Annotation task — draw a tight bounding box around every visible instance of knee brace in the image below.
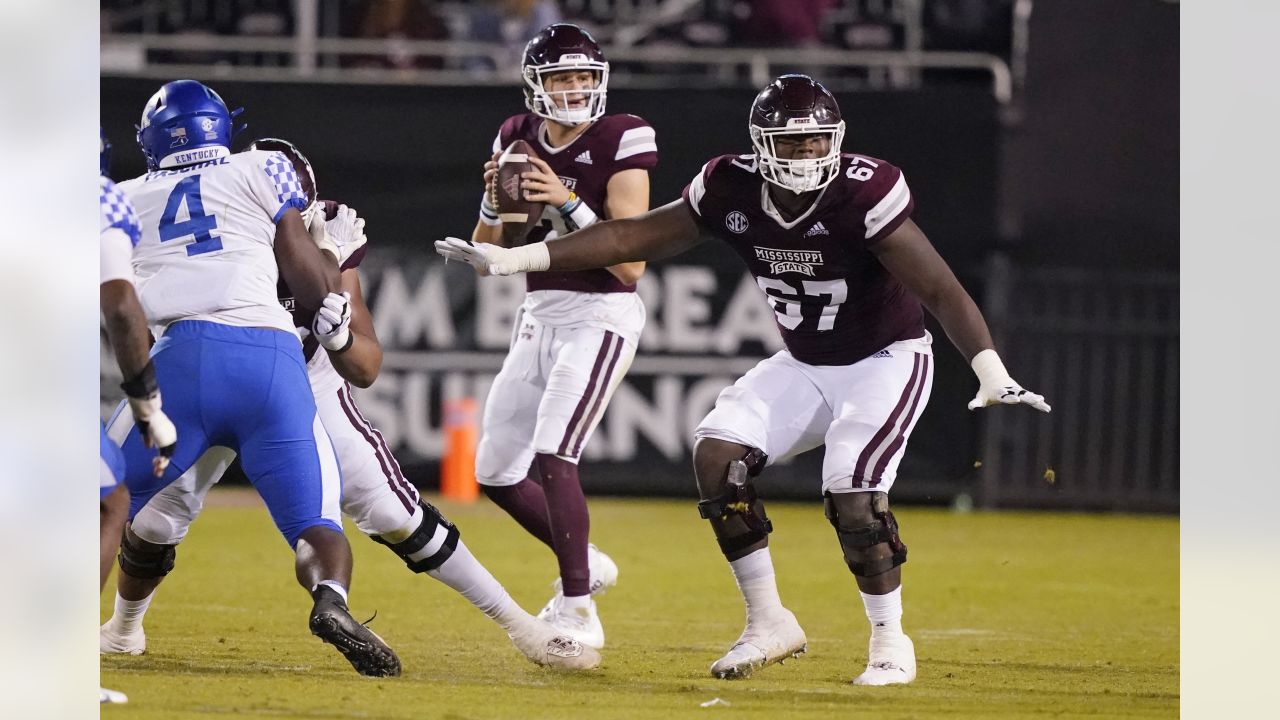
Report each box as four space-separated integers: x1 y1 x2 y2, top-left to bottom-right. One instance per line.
823 491 907 577
371 500 461 573
697 448 772 556
117 527 177 579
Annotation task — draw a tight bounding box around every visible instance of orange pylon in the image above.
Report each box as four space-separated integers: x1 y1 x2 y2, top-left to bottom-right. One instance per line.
440 397 480 502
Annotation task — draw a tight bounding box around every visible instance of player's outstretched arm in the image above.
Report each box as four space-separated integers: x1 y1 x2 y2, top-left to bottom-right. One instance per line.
872 218 1050 413
436 199 704 276
101 280 177 474
276 206 341 312
312 269 382 388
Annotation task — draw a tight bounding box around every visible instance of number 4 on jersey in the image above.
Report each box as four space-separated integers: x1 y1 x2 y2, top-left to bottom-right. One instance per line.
159 176 223 256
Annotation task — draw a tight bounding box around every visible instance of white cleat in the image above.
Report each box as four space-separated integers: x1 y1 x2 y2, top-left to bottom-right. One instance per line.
99 622 146 655
710 609 807 679
851 633 917 686
100 687 129 704
543 543 620 603
537 595 606 650
507 618 602 670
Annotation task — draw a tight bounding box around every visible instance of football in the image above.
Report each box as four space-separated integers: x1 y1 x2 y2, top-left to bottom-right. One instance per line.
493 139 544 245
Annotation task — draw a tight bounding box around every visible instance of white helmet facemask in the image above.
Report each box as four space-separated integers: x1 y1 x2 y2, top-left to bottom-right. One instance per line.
524 54 610 126
750 118 846 193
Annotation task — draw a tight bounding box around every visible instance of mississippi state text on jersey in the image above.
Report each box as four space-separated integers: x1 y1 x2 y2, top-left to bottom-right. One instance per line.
683 152 922 366
492 113 657 295
117 150 309 338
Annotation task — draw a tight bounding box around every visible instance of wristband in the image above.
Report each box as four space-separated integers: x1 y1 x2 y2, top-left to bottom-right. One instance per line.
557 192 579 214
120 361 159 400
509 242 551 273
479 192 501 227
970 348 1013 386
329 330 355 354
558 193 599 232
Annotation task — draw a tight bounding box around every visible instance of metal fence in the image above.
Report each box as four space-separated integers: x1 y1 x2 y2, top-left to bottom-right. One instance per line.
975 256 1179 512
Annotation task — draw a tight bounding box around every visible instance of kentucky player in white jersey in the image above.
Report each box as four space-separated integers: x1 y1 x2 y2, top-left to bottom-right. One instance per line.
105 80 401 677
467 23 656 649
100 138 599 671
437 74 1051 686
99 129 177 704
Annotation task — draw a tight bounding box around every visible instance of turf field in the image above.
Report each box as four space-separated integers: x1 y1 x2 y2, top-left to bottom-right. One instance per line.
100 490 1178 719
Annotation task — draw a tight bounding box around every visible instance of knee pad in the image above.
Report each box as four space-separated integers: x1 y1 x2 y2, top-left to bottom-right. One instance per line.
117 527 177 580
823 491 907 577
697 448 772 556
371 500 460 573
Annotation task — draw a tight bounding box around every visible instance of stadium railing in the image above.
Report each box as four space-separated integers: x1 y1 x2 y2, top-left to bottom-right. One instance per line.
100 33 1014 103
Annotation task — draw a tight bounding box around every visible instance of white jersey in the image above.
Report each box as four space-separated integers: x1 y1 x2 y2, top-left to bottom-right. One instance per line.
100 176 140 286
117 150 308 338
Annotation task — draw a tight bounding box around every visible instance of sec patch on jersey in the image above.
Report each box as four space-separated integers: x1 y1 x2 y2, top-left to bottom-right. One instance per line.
494 139 544 245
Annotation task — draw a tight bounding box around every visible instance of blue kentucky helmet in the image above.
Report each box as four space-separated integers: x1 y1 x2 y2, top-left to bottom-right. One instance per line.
100 126 111 177
136 80 245 171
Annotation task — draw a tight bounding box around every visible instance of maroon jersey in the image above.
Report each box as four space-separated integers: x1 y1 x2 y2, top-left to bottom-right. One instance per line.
277 199 368 362
682 153 923 366
492 113 657 294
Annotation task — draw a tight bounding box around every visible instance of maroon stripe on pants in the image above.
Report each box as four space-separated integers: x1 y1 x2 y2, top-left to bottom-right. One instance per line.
869 354 930 488
852 353 923 486
572 334 625 456
557 330 617 457
343 385 420 504
337 385 413 513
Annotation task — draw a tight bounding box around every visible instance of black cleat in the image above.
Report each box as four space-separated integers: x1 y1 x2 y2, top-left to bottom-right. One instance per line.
308 585 402 677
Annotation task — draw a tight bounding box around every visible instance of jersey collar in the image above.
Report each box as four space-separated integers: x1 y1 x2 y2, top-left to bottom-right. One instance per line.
760 181 828 230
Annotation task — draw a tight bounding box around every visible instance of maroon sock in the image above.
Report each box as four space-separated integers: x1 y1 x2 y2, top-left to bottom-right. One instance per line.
483 477 554 548
535 453 591 597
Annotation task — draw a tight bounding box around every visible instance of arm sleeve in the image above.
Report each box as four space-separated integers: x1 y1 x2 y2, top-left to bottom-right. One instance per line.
680 156 726 232
99 178 141 284
862 165 914 245
611 118 658 172
246 150 309 224
100 228 136 285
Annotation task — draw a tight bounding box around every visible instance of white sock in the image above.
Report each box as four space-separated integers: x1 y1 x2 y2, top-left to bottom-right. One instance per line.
313 580 348 604
110 592 154 634
560 594 590 611
860 585 904 637
426 540 529 632
729 548 784 622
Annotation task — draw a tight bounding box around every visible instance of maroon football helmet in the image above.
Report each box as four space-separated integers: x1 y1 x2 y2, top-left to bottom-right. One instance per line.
250 137 321 225
748 74 846 193
522 23 610 125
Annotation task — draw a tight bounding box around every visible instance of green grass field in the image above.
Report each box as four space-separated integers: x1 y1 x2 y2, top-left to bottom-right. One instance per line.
100 491 1178 719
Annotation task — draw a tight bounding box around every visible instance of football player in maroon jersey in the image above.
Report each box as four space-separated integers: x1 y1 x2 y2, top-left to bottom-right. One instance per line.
439 74 1050 685
467 23 658 650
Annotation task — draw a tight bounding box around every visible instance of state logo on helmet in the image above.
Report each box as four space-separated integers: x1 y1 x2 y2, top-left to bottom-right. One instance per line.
749 74 846 194
136 79 245 171
522 23 610 126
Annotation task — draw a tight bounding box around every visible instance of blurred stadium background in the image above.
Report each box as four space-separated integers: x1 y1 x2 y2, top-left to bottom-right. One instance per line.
99 0 1178 514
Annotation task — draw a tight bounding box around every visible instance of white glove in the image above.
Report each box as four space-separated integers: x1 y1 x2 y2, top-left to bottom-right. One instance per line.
433 236 549 276
312 291 353 352
120 362 178 477
303 201 339 259
323 204 368 266
967 349 1051 412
